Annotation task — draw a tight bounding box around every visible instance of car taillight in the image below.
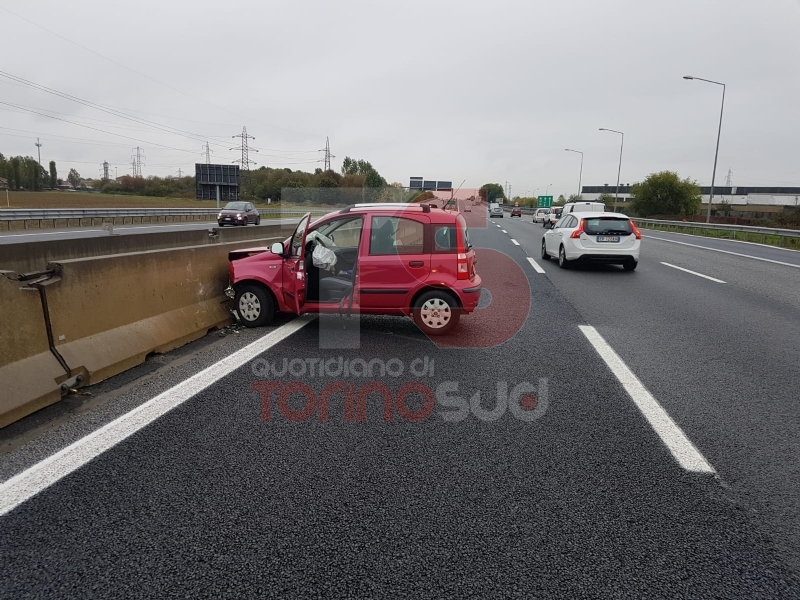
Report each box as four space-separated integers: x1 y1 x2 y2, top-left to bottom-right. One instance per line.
570 219 585 238
457 253 469 280
631 222 642 239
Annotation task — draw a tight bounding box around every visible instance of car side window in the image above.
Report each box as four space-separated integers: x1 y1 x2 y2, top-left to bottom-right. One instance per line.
433 225 457 253
325 218 362 249
370 216 424 255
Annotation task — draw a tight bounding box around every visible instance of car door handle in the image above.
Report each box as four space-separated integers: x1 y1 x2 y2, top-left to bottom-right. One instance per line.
408 261 424 268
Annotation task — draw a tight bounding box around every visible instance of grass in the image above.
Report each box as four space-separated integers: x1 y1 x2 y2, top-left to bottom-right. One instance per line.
642 222 800 250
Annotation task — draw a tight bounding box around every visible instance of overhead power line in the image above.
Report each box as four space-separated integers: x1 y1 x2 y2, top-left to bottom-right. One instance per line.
0 6 322 139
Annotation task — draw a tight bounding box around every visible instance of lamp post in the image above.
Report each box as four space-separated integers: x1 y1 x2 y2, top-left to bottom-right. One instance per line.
683 75 726 224
564 149 583 198
545 183 552 197
599 128 624 212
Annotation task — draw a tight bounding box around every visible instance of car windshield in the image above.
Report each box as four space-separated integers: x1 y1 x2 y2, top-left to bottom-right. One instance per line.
583 217 634 235
223 202 247 210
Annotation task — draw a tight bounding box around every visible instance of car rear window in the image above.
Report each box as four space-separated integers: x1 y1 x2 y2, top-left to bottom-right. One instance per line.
583 217 633 235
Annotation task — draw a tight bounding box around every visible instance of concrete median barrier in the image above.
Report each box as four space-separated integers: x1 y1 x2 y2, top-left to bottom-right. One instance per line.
0 271 71 428
0 222 297 274
44 239 277 386
0 235 283 427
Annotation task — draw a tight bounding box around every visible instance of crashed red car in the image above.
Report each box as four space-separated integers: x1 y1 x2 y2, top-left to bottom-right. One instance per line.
225 203 482 336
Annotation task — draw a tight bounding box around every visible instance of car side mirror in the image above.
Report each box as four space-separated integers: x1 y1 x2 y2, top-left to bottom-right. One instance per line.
270 242 284 255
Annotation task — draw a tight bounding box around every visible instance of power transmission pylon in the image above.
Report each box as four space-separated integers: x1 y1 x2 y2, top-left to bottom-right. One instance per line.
102 161 109 180
202 141 212 164
131 147 145 178
320 136 335 172
177 168 183 178
725 168 733 187
231 127 258 184
35 138 42 167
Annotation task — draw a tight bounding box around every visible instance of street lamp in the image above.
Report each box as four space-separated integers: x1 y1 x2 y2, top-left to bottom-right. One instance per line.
599 128 624 212
545 183 552 197
564 149 583 198
683 75 726 224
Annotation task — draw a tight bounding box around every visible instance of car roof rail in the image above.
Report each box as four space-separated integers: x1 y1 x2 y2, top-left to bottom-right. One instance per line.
339 205 356 213
419 203 431 213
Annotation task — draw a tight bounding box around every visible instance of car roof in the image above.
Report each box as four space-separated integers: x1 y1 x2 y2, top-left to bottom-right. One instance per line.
334 203 461 223
569 211 629 218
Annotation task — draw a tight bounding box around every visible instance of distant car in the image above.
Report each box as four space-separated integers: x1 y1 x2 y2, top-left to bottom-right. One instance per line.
532 208 550 223
510 207 523 217
218 201 260 226
464 206 472 212
544 207 563 228
540 211 641 271
489 203 503 218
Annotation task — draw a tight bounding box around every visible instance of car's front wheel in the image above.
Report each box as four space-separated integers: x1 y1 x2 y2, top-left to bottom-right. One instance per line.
541 239 550 260
413 290 460 336
558 245 571 269
255 216 261 225
235 284 275 327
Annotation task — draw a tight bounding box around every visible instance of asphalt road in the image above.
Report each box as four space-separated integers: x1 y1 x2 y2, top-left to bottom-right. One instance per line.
0 219 300 244
1 212 799 598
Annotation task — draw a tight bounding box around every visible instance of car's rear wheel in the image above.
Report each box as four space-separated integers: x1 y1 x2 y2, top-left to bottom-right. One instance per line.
623 260 638 271
235 284 275 327
558 245 571 269
413 290 460 336
541 239 550 260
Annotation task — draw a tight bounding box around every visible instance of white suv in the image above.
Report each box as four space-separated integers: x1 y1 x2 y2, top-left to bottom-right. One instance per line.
541 212 641 271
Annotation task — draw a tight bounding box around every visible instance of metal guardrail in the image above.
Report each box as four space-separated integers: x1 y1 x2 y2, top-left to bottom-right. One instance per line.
632 218 800 247
0 207 331 230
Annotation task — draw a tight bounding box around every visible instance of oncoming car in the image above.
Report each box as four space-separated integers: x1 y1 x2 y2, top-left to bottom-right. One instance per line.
225 204 482 336
540 212 641 270
217 201 260 226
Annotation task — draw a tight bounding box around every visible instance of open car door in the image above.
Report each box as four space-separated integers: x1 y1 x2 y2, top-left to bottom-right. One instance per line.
282 213 312 314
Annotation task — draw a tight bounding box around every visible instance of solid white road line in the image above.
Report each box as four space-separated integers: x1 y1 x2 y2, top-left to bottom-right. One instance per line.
0 317 315 516
661 262 726 283
526 257 545 274
641 228 800 253
579 326 715 474
644 235 800 269
511 239 520 245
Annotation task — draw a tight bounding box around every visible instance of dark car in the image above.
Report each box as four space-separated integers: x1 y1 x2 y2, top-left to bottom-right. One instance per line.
218 201 260 226
510 207 523 217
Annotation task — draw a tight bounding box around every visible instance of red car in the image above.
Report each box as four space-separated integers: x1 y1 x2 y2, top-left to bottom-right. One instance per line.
510 207 523 217
225 203 482 335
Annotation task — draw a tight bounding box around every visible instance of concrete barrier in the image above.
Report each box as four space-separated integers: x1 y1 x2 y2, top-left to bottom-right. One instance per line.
0 271 70 428
44 239 280 386
0 223 297 274
0 235 283 427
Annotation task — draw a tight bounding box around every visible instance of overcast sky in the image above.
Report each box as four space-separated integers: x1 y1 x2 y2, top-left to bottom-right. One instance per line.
1 0 799 198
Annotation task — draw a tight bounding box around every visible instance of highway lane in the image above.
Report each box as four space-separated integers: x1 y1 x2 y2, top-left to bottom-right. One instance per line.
500 214 800 572
0 219 301 244
1 219 798 597
640 227 800 268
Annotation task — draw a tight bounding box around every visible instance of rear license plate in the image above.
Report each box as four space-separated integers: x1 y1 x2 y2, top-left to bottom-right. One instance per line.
597 236 620 243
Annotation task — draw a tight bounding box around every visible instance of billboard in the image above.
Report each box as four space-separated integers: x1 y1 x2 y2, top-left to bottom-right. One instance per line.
196 164 240 201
